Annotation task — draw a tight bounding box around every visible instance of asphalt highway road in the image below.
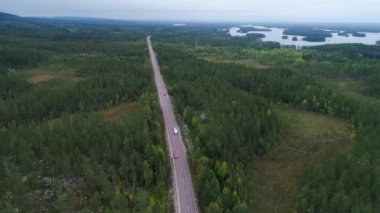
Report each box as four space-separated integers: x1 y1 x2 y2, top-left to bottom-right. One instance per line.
147 36 199 213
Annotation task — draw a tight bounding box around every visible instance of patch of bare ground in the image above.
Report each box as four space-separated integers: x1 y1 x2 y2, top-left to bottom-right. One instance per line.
101 102 138 121
202 56 270 69
28 69 81 85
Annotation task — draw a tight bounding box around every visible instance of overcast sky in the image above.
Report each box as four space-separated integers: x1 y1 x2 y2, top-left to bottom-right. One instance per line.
1 0 379 22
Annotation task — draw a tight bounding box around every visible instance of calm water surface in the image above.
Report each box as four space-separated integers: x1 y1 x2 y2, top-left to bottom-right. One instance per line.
229 26 380 46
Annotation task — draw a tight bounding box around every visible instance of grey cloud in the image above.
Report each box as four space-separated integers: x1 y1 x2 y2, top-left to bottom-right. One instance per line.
0 0 379 22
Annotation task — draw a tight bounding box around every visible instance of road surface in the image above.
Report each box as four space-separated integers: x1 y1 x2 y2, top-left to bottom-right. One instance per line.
147 36 199 213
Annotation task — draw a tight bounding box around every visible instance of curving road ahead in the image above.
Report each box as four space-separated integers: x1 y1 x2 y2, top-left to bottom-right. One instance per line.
147 36 199 213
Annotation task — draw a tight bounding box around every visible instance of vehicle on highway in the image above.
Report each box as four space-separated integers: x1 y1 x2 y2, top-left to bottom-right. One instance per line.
173 154 178 159
173 127 178 135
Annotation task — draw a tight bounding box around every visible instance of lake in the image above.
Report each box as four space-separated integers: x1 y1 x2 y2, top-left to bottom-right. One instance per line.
229 26 380 47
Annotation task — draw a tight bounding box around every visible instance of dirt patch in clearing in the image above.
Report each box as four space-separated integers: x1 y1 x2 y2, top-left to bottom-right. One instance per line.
102 102 138 121
201 56 270 69
28 69 80 85
29 72 54 84
224 59 270 69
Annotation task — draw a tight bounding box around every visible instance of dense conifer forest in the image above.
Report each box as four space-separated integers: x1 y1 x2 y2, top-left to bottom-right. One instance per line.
153 26 380 212
2 12 380 212
0 15 170 212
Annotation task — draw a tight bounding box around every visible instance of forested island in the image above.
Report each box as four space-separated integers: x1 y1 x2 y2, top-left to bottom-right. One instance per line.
352 32 366 37
238 26 271 33
246 33 265 39
284 27 332 42
302 36 326 42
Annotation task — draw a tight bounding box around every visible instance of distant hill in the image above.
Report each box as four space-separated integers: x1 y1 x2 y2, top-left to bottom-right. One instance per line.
43 16 160 27
0 11 21 20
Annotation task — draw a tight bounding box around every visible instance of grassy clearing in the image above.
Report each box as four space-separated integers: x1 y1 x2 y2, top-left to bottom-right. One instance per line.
191 45 304 69
190 45 271 69
246 105 352 213
101 102 138 121
27 68 81 84
325 78 380 106
326 78 364 96
202 56 270 69
241 48 305 66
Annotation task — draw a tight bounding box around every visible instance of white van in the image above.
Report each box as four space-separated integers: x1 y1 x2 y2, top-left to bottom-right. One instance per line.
173 127 178 135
